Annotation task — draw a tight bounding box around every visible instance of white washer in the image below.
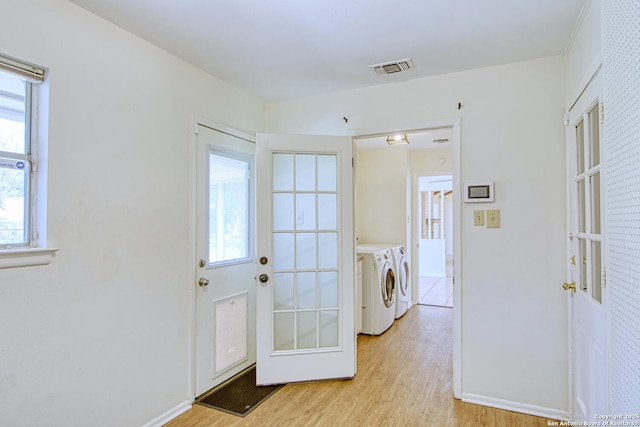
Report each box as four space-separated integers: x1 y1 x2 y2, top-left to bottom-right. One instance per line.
357 246 396 335
390 245 410 318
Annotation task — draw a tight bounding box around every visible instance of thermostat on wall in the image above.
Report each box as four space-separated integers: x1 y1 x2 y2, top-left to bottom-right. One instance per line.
464 182 494 203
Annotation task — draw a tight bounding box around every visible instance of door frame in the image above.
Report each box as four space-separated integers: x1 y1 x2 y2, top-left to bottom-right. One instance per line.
350 117 462 398
187 116 257 401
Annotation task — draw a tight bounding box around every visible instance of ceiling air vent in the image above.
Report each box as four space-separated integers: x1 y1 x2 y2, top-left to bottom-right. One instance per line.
369 58 416 75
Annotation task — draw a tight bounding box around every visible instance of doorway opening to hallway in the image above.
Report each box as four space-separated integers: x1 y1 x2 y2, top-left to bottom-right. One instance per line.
417 174 454 308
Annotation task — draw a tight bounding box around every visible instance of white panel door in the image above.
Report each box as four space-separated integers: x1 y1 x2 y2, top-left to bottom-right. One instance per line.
566 69 608 421
255 133 356 385
194 124 256 397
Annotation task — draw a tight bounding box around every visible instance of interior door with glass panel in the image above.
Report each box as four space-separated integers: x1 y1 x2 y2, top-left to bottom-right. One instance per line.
194 124 256 397
255 133 355 385
566 69 607 421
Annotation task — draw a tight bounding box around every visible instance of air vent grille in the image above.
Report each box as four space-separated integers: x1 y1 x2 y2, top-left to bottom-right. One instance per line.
370 58 416 75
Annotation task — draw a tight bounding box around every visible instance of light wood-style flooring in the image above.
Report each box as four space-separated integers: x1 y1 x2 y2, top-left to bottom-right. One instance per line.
419 255 454 307
165 305 552 426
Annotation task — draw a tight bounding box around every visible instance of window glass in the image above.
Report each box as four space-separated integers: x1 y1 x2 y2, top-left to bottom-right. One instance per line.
575 120 585 175
208 151 251 264
588 105 600 168
0 71 31 247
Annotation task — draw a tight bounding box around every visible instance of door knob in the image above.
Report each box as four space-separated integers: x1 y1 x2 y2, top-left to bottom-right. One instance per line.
258 274 269 283
198 277 209 287
562 281 576 292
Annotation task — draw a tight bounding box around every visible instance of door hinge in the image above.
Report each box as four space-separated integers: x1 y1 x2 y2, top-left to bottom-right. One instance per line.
599 102 604 124
602 267 606 288
194 123 199 134
564 113 570 126
352 157 354 167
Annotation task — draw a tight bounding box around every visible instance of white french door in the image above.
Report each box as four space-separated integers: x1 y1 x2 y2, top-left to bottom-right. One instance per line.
566 69 607 420
255 133 356 385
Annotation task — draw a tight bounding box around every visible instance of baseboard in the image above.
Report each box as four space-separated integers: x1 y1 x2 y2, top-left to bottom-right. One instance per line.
462 393 569 421
141 400 192 427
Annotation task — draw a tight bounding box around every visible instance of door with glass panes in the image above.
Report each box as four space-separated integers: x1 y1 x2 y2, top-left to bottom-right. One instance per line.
255 133 355 385
565 69 607 421
194 124 256 397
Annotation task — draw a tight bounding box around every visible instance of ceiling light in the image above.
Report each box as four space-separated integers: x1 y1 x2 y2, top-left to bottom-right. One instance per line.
387 134 410 146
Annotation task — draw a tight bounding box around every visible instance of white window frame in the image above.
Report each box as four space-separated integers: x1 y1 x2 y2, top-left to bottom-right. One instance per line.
207 146 254 268
0 53 56 268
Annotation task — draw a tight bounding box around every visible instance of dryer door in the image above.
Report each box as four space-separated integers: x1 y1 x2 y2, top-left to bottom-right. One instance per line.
399 253 409 296
381 261 396 307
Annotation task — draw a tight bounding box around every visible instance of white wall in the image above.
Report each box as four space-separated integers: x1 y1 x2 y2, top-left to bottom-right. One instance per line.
565 0 602 108
267 57 568 415
0 1 264 426
356 147 407 244
602 0 640 414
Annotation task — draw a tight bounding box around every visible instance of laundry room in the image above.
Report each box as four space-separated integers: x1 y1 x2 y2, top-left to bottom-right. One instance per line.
355 129 455 335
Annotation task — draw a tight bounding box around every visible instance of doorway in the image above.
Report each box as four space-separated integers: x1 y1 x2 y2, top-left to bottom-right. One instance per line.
353 121 461 398
417 175 454 307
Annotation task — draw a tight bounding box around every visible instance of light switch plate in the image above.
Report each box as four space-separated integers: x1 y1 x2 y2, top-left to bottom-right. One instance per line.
486 209 500 228
473 210 485 226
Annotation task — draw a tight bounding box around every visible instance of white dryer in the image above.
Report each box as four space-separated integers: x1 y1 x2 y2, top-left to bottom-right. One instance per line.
357 246 396 335
391 245 410 318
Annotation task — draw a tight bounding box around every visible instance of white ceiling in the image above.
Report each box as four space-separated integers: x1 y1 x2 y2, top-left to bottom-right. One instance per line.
67 0 586 102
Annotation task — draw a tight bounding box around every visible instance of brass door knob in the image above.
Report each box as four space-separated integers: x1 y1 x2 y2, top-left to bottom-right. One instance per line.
258 274 269 283
198 277 209 287
562 281 576 292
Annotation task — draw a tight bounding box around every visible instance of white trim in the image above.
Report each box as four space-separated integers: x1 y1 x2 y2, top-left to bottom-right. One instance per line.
0 247 58 269
140 400 191 427
568 62 602 112
451 119 462 399
462 393 570 421
349 117 459 141
564 117 575 420
563 0 593 56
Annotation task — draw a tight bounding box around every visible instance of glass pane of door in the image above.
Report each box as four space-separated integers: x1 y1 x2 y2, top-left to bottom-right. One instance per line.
208 150 250 264
591 240 602 303
590 172 601 234
579 238 587 293
577 179 586 233
576 120 585 175
588 105 600 168
272 153 339 351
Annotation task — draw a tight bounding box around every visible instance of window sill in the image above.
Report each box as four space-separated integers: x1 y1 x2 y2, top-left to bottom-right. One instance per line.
0 248 59 269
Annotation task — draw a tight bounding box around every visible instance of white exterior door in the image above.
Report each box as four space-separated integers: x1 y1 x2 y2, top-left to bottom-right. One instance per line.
255 133 356 385
566 70 608 421
194 124 256 396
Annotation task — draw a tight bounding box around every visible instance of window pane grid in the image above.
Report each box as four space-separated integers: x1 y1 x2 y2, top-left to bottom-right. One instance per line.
271 152 340 352
571 104 602 304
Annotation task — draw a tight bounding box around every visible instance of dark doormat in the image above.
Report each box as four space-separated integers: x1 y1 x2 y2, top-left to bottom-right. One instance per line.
195 367 285 417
